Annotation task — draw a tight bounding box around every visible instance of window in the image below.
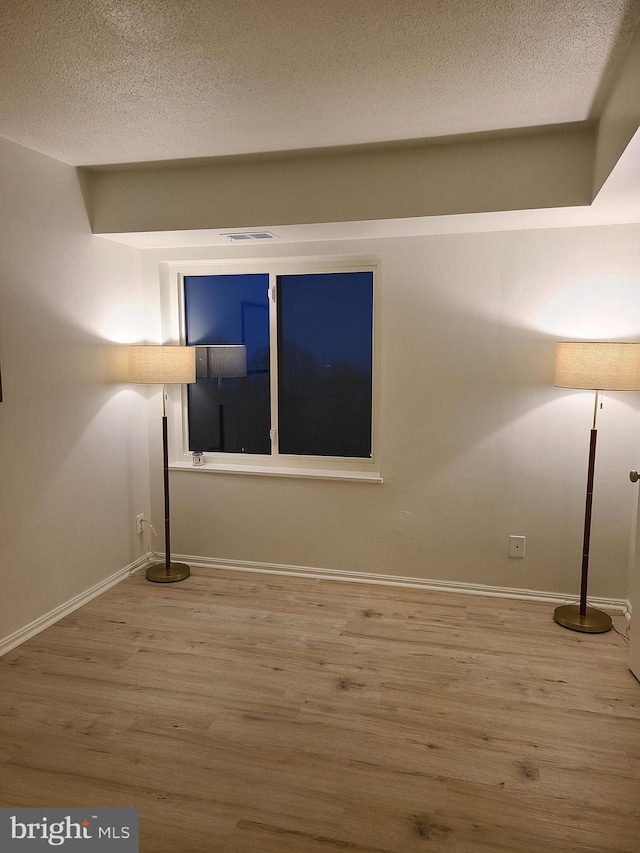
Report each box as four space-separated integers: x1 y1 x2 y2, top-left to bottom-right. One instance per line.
277 271 373 458
171 258 380 480
185 273 271 455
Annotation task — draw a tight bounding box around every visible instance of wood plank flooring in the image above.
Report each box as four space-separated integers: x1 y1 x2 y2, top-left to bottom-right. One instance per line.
0 568 638 852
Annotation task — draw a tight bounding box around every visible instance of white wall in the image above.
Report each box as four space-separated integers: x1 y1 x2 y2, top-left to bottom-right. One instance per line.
144 223 640 601
0 137 150 644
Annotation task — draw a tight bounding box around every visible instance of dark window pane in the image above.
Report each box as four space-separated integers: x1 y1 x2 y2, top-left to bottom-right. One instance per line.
184 274 270 454
277 272 373 457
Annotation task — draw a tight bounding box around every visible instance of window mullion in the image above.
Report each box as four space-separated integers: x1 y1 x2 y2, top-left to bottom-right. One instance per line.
268 272 280 457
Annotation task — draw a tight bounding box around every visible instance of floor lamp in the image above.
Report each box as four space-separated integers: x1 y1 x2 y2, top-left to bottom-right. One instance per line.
553 341 640 633
129 345 196 583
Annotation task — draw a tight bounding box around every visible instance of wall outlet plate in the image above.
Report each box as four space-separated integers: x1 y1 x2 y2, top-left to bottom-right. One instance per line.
509 535 526 558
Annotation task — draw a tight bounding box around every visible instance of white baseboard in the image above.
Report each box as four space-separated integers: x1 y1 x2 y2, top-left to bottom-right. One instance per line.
2 553 629 658
175 553 630 614
0 554 149 657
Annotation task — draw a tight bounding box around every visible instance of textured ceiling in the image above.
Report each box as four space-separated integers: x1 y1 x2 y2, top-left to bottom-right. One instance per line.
0 0 639 167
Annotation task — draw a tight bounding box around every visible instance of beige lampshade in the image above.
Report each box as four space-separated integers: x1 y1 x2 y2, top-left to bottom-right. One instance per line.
128 346 196 384
196 345 247 380
555 342 640 391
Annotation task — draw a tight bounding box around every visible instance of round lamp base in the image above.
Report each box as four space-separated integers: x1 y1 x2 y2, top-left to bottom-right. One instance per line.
146 562 191 583
553 603 612 634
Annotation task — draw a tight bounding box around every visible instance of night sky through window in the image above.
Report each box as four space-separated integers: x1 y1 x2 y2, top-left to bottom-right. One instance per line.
184 270 373 457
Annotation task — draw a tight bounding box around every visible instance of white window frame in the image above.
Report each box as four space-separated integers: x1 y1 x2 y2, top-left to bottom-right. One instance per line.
162 255 382 482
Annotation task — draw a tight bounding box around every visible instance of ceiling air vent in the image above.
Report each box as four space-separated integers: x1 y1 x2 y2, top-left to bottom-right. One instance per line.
222 231 278 242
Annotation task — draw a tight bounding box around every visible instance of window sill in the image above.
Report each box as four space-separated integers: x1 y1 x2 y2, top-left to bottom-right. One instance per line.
169 461 383 483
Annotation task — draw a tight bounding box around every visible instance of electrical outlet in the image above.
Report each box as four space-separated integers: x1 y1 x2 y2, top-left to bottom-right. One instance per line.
509 535 526 558
136 513 145 536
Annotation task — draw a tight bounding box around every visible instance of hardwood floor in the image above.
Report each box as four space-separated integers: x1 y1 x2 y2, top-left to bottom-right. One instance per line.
0 568 638 852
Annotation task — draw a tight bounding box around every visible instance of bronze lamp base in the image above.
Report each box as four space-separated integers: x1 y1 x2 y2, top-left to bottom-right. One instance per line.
553 603 612 634
146 562 191 583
